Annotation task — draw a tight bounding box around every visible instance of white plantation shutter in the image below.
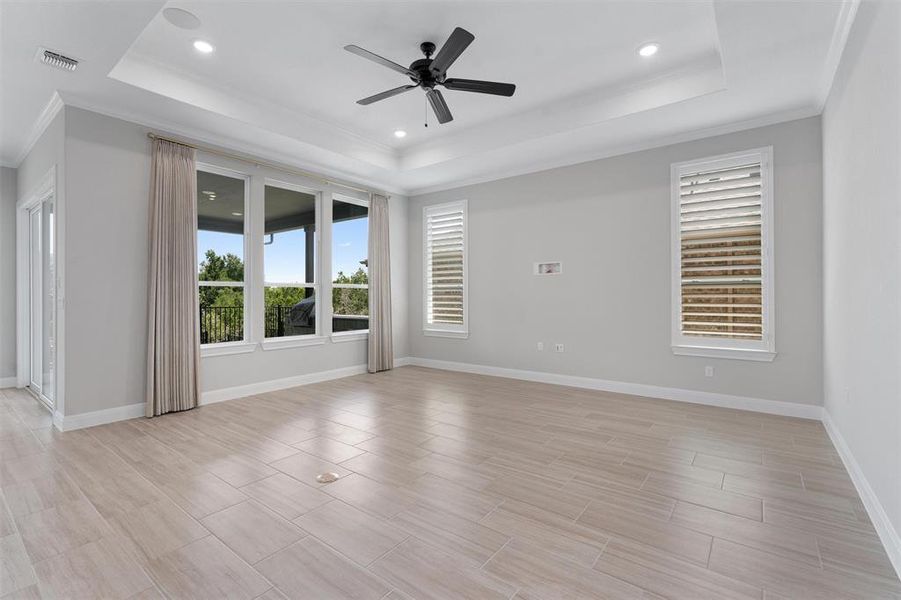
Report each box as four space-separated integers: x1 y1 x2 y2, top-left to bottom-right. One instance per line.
424 200 467 334
672 148 774 357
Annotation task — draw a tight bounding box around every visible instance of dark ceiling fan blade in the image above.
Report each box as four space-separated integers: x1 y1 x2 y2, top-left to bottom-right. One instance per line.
429 27 474 75
357 85 417 105
426 89 453 124
344 45 416 78
442 78 516 97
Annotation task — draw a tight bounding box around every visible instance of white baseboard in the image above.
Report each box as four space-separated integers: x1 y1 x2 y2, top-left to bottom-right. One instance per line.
405 357 823 420
822 410 901 580
49 358 414 431
200 363 371 405
0 376 17 389
54 402 145 432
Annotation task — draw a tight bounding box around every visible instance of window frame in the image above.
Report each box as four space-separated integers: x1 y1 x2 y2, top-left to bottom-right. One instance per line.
195 154 384 355
260 177 322 347
196 162 252 353
670 147 776 362
422 199 469 339
330 193 370 341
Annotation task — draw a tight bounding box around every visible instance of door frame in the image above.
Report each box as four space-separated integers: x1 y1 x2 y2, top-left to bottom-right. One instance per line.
16 165 64 419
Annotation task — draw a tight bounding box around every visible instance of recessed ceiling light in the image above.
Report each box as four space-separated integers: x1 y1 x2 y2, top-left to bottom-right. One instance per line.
231 212 243 216
193 40 214 54
394 129 407 138
163 8 201 30
638 43 659 57
201 190 215 195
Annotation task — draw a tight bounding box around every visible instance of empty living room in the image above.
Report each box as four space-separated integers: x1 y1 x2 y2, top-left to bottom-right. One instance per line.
1 0 899 598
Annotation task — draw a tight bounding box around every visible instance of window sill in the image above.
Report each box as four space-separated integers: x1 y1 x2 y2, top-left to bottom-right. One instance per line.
423 329 469 340
672 345 776 362
261 336 327 351
331 331 369 343
201 342 257 357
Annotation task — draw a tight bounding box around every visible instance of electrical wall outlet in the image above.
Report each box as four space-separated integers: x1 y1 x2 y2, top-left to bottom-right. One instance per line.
537 342 544 351
555 343 565 353
705 366 714 377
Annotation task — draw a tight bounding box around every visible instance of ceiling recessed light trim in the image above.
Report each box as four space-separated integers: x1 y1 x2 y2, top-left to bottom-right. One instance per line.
163 7 201 30
231 211 243 216
193 40 214 54
394 129 407 138
638 42 659 57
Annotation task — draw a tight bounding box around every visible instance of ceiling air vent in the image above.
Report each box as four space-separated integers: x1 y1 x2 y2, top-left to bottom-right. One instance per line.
37 48 78 72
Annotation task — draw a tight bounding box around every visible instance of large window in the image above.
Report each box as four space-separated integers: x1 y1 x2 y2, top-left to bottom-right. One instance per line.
423 200 467 338
197 166 248 345
195 158 381 352
332 196 369 333
264 182 319 339
671 148 775 361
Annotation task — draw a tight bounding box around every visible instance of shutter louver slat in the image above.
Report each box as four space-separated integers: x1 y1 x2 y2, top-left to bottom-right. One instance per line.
679 160 764 341
426 205 465 327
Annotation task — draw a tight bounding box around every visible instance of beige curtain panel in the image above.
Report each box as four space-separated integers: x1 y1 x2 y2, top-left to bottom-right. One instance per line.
146 139 201 417
368 193 393 373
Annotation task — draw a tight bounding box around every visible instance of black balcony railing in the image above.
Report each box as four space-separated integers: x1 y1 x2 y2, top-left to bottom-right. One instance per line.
263 305 316 338
200 305 368 344
200 306 244 344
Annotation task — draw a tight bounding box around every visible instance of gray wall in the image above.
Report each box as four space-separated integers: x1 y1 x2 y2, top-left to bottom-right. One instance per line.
64 107 151 415
409 117 823 408
823 0 900 542
0 167 17 382
63 107 409 415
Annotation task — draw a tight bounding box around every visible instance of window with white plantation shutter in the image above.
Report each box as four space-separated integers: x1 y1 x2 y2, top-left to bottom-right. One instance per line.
671 148 776 361
423 200 468 338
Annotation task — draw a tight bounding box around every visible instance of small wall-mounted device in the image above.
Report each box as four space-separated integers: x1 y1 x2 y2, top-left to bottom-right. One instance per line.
534 261 562 275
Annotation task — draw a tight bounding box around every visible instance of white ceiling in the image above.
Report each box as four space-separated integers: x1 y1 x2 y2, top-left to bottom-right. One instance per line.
0 1 856 195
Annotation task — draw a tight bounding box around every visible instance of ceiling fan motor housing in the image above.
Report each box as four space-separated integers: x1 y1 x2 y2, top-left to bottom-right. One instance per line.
410 56 440 88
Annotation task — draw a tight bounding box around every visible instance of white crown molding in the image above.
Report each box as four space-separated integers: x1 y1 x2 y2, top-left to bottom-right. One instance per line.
406 104 821 196
56 92 411 197
25 92 819 200
12 91 64 168
823 410 901 580
110 52 399 163
817 0 860 111
406 357 823 419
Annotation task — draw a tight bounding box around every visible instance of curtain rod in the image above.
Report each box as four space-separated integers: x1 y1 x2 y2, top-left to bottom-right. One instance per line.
146 132 378 197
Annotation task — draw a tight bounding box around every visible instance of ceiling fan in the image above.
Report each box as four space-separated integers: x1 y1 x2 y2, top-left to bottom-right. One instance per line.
344 27 516 125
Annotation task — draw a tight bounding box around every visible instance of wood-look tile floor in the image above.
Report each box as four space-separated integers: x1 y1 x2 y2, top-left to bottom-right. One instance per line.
1 366 899 599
